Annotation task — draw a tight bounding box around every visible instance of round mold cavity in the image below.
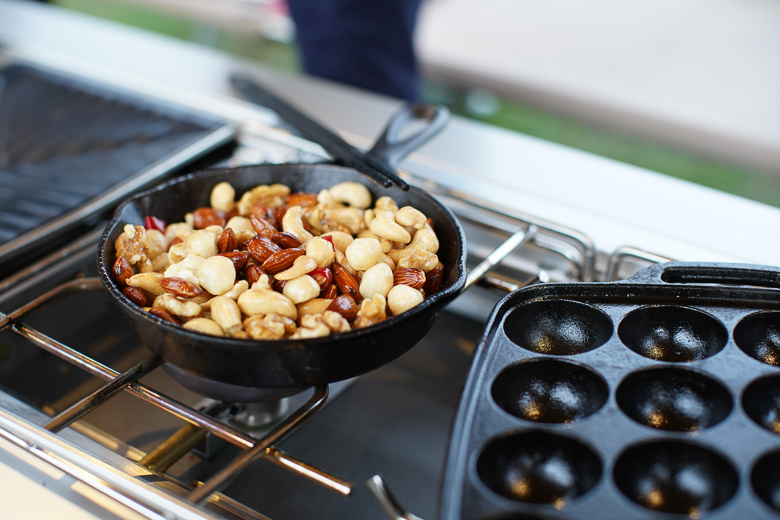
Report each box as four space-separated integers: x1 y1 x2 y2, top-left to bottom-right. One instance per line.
617 305 728 362
616 367 732 432
503 300 613 356
734 311 780 366
491 359 608 423
742 375 780 435
613 440 738 515
476 430 602 506
751 449 780 512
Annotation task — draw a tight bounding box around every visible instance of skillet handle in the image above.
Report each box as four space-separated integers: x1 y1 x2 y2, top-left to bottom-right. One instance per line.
625 261 780 289
366 104 449 170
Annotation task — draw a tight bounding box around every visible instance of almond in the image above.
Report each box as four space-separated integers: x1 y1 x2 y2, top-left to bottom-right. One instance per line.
122 286 148 307
161 277 202 298
245 264 267 286
193 207 226 229
393 268 426 289
321 283 338 299
262 248 306 274
217 228 237 253
272 231 302 249
332 263 360 300
148 307 180 325
113 256 134 286
246 236 282 264
423 265 444 295
250 215 278 237
219 251 251 272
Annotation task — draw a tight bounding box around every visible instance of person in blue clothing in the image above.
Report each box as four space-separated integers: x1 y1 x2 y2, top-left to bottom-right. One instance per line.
286 0 423 102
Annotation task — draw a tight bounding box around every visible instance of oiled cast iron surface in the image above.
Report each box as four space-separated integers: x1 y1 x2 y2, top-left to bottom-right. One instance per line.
442 262 780 520
98 164 467 389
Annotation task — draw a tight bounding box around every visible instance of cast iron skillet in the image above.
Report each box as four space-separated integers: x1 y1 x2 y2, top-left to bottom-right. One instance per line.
97 104 467 391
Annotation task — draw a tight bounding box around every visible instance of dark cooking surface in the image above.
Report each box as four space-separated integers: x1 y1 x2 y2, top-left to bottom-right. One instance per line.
0 63 231 271
442 262 780 520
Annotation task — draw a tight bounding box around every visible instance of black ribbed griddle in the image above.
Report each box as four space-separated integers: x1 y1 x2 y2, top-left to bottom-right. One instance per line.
0 63 234 273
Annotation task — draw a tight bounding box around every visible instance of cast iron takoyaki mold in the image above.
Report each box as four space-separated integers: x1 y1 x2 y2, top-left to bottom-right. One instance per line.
441 262 780 519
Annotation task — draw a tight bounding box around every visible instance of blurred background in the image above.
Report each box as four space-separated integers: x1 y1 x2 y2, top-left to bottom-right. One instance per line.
47 0 780 207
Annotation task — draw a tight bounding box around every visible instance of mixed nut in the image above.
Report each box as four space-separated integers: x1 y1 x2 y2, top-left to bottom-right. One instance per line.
112 180 445 340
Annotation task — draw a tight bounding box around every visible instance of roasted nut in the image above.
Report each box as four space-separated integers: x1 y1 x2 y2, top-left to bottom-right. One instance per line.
126 272 165 296
245 264 267 287
238 280 297 320
322 310 351 333
262 248 306 274
161 277 202 298
246 236 283 264
217 228 237 253
359 263 393 299
184 317 225 336
282 275 321 304
210 181 235 212
397 249 439 272
185 229 219 258
272 231 302 249
345 238 382 271
393 268 426 289
122 286 148 307
197 255 236 296
113 256 134 286
374 196 399 211
225 216 256 237
423 266 443 295
250 215 278 237
321 283 338 299
395 206 427 230
281 205 313 243
237 184 291 215
309 267 332 289
193 207 226 229
287 192 319 207
332 263 360 300
154 293 202 318
291 314 330 339
326 295 358 322
244 313 296 340
328 182 372 209
164 253 205 287
297 298 334 318
274 255 317 281
353 294 387 329
219 251 251 272
305 237 336 268
148 307 180 325
369 209 411 243
222 280 249 300
320 231 353 253
210 296 242 335
387 285 424 315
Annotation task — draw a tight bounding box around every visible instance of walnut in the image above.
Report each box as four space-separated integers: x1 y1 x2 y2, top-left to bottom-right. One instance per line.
115 225 148 266
244 313 297 340
237 184 291 214
353 294 387 329
291 314 331 339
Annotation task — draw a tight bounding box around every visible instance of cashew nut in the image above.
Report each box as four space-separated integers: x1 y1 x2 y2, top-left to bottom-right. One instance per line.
357 230 393 253
238 277 297 320
297 298 334 318
369 210 411 244
374 196 399 211
328 181 372 209
275 255 318 281
320 231 353 253
282 205 313 243
395 206 427 230
209 296 243 335
126 272 165 296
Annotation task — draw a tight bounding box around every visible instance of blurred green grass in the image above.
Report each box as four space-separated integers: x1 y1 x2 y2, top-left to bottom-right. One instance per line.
54 0 780 208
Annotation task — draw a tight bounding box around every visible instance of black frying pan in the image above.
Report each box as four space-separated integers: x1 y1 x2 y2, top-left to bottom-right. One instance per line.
97 105 467 391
